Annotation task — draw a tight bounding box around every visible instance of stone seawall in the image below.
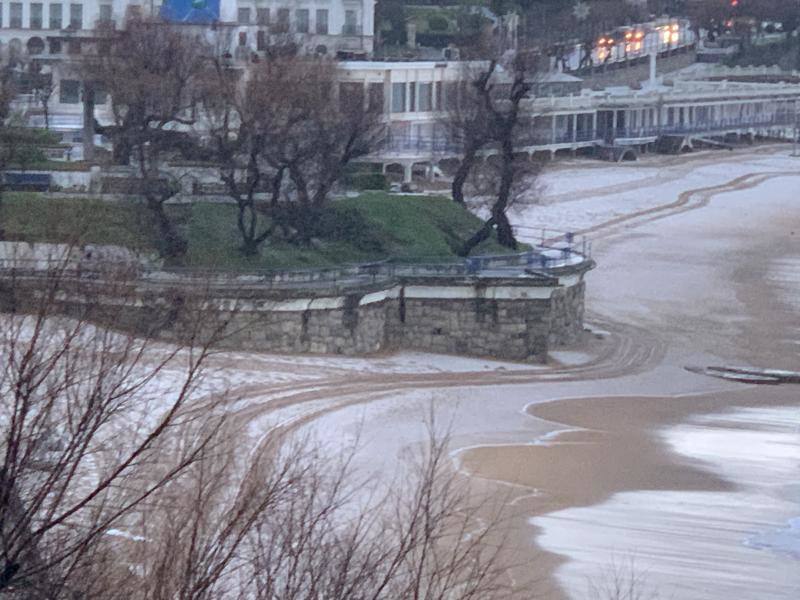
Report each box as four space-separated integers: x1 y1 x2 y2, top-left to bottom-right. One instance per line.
0 265 592 362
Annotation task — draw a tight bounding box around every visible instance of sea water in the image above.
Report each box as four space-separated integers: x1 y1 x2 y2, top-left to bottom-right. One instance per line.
531 405 800 599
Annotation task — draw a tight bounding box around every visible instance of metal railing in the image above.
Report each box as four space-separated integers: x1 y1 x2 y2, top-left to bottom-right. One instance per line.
0 236 593 294
379 135 462 155
611 114 798 140
378 113 796 157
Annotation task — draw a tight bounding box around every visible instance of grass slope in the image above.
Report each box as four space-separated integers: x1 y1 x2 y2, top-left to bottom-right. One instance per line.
1 192 514 270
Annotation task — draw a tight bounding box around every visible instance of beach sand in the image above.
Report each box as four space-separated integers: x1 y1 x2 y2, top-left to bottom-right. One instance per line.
455 153 800 598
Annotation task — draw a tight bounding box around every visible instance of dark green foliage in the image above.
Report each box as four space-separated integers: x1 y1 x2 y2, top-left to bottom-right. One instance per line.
428 15 450 32
317 205 385 253
0 128 57 169
347 172 389 191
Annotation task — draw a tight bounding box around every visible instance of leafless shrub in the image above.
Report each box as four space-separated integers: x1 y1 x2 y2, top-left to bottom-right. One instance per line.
0 261 228 597
587 555 663 600
0 262 514 599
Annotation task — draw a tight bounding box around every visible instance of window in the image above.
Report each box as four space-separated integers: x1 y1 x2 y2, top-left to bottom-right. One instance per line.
67 38 81 53
237 7 250 24
256 29 266 50
408 82 416 112
275 8 289 33
69 3 82 28
315 9 327 34
238 31 246 46
343 10 357 35
125 4 141 20
30 3 43 28
49 38 61 53
256 7 268 25
391 82 406 113
418 82 432 112
0 4 3 27
49 3 62 28
434 81 443 110
60 79 80 103
98 3 112 23
9 2 22 28
295 9 308 33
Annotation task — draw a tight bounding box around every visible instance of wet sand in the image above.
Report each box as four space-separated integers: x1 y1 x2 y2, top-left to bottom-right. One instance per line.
460 388 800 596
457 156 800 598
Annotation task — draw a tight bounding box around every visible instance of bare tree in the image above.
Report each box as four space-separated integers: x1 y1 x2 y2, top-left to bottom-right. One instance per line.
83 19 211 259
0 51 59 239
239 421 512 600
25 62 55 131
0 263 514 599
0 260 228 597
445 68 493 208
443 55 540 256
204 52 383 254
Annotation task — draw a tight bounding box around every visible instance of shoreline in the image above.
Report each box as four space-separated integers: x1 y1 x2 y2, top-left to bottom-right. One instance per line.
457 387 800 598
281 146 800 599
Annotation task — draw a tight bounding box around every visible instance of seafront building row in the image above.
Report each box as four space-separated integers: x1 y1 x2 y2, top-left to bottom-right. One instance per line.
1 0 798 176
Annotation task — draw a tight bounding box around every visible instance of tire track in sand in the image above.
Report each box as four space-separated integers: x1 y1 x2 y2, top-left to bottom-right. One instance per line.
224 316 664 440
575 170 800 240
224 164 799 441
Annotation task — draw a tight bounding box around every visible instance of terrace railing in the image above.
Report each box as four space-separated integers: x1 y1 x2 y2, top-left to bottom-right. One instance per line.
611 114 797 141
0 235 593 294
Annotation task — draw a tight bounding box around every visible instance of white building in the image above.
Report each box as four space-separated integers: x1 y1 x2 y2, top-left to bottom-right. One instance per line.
0 0 376 145
0 0 375 52
337 61 800 180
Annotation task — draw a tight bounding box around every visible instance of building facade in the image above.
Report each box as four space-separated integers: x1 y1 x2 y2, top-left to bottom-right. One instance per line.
1 0 376 147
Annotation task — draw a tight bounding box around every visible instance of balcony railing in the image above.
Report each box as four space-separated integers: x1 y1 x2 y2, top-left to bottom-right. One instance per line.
378 114 797 157
379 135 461 154
611 115 797 140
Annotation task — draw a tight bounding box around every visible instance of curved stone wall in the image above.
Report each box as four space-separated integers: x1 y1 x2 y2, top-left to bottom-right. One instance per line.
0 264 593 362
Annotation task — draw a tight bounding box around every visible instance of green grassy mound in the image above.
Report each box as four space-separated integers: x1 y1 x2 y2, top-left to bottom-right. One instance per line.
0 192 516 270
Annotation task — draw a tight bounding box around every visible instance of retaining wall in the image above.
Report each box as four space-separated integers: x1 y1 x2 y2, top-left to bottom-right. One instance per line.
0 266 592 362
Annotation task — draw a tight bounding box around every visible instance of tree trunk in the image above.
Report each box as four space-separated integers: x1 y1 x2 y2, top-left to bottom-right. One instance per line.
495 210 517 249
458 215 495 257
147 197 186 259
237 202 264 257
82 84 96 163
492 136 518 251
451 149 477 206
